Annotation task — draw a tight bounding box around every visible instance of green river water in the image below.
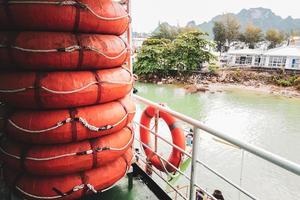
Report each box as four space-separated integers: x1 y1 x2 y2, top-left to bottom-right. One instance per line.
134 82 300 200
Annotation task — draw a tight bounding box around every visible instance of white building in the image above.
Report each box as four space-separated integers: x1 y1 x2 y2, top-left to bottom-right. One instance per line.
132 37 147 51
227 37 300 70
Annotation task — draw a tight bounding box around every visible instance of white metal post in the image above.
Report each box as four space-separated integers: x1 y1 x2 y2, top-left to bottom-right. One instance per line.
189 127 201 200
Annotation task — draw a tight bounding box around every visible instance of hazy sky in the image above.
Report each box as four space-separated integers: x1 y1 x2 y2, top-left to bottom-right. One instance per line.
131 0 300 33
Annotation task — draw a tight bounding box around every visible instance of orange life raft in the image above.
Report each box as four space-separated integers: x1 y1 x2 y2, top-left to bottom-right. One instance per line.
0 67 133 109
5 96 135 144
140 106 186 172
0 0 130 35
0 32 129 70
3 149 133 200
0 126 133 176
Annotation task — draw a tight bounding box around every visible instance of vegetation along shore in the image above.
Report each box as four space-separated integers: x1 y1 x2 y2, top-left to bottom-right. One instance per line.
133 19 300 99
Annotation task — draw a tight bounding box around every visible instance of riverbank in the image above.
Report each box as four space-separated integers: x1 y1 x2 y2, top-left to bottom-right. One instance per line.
206 83 300 99
137 69 300 99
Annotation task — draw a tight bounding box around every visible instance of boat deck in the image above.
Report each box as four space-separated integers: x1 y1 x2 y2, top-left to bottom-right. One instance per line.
85 174 159 200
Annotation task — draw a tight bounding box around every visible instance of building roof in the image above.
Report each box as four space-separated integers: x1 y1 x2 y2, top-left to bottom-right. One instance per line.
227 49 263 55
227 46 300 57
264 46 300 57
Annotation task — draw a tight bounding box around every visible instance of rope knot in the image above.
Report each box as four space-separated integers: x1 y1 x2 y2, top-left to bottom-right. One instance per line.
94 147 110 152
72 184 85 192
98 125 113 131
76 149 93 156
59 1 77 6
57 45 81 52
86 183 97 194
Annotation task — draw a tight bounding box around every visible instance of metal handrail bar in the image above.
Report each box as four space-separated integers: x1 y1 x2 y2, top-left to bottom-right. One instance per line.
133 121 192 158
194 184 218 200
134 138 190 180
196 160 257 200
137 156 188 200
133 94 300 176
135 120 257 199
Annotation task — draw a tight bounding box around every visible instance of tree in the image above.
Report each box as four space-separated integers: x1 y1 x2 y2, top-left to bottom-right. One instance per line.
213 14 240 52
134 31 215 76
239 24 263 49
134 38 171 76
223 14 241 46
168 31 215 71
265 29 285 49
213 21 226 55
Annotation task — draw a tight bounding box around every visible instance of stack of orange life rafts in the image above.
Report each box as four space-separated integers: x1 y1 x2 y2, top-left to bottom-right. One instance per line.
0 0 136 199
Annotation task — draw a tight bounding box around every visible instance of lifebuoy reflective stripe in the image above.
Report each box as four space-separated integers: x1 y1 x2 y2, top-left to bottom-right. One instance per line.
140 106 186 173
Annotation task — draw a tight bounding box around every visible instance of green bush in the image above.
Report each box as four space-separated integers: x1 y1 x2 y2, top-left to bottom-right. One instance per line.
294 77 300 85
208 63 219 74
273 76 299 87
275 79 292 87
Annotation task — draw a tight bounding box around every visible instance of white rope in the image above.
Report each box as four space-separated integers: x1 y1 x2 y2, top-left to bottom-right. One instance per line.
108 131 134 151
16 186 62 199
14 157 131 199
85 46 129 60
0 129 134 161
11 45 80 53
15 183 86 199
0 80 131 94
40 81 98 94
0 70 133 94
8 118 71 133
158 156 178 179
0 147 21 160
6 0 129 21
86 184 97 194
85 4 129 21
0 44 129 60
0 88 28 93
8 111 135 134
26 152 78 161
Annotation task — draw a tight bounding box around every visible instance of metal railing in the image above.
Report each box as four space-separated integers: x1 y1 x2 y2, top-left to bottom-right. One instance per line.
132 94 300 200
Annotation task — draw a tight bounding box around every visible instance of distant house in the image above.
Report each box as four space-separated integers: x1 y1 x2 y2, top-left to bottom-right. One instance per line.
227 37 300 70
132 37 147 52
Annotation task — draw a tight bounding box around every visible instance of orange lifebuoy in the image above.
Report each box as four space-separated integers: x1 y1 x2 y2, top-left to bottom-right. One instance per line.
140 106 186 172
